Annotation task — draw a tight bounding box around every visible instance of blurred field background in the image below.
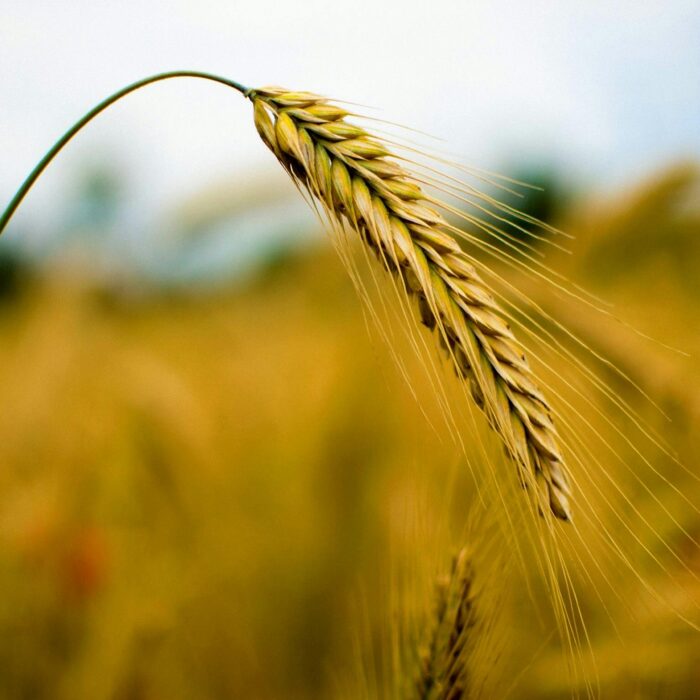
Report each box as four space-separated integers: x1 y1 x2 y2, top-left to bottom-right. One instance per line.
2 2 700 698
0 159 698 699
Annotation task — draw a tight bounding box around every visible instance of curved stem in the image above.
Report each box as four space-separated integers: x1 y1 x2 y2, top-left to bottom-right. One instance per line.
0 70 251 236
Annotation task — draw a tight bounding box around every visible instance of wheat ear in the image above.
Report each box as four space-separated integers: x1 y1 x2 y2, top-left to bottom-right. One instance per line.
414 548 478 699
250 87 572 520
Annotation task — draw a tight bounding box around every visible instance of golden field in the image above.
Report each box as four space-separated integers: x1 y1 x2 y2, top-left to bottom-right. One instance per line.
0 164 698 699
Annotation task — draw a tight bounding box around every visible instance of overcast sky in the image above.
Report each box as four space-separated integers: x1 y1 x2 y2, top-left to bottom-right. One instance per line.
1 0 699 241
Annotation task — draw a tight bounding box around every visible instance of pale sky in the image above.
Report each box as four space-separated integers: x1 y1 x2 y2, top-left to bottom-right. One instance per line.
1 0 699 246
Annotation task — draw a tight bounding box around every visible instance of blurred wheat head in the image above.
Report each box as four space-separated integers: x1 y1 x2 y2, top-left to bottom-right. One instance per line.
413 548 478 700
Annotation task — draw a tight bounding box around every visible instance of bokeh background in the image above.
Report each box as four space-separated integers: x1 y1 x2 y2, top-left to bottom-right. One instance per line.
1 2 699 698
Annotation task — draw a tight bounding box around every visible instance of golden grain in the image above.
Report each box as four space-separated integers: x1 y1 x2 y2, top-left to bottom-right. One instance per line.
250 86 572 520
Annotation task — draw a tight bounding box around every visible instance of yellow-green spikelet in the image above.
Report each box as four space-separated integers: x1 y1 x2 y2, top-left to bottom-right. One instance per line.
250 87 572 521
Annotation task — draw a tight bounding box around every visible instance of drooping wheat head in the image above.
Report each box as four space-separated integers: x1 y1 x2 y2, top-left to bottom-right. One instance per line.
249 86 572 521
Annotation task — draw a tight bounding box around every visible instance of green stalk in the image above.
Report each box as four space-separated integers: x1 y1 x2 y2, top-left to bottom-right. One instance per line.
0 71 250 235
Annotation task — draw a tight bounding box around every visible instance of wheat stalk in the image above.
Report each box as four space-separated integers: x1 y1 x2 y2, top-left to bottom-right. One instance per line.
249 87 572 520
